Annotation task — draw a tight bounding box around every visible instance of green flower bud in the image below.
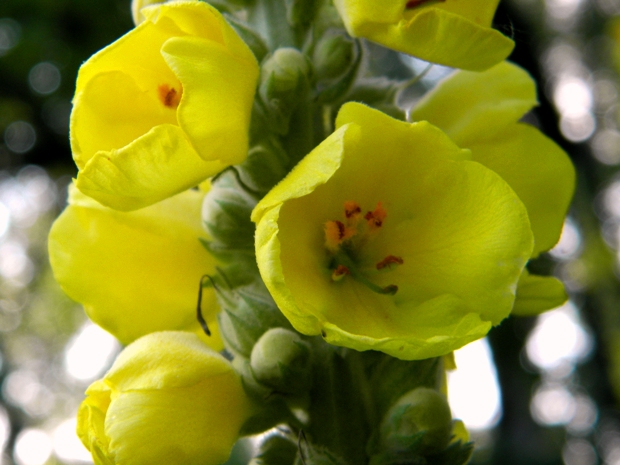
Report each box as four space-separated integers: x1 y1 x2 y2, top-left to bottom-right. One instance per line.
259 48 311 134
250 328 311 394
202 171 257 256
237 142 289 194
313 32 356 80
261 48 310 94
380 387 452 455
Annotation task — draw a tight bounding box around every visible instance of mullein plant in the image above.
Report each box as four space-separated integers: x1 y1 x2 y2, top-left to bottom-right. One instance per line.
48 0 574 463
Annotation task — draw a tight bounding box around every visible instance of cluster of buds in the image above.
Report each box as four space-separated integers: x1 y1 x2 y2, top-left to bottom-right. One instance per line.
48 0 575 463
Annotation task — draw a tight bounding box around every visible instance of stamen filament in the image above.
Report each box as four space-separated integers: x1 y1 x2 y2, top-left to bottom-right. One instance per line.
332 252 398 295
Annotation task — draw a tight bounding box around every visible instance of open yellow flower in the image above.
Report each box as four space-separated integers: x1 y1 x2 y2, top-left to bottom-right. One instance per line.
253 102 534 360
71 1 259 211
409 62 575 315
78 331 253 465
48 184 221 347
333 0 514 71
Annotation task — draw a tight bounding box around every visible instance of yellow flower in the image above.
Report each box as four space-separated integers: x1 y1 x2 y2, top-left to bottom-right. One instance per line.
333 0 514 71
252 102 534 360
409 62 575 315
48 184 221 347
77 331 253 465
71 1 259 211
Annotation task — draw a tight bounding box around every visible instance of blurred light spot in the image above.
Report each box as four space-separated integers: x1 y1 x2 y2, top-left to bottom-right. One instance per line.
3 370 41 409
549 218 582 260
531 384 575 425
553 77 595 142
28 62 61 95
567 395 598 435
14 429 52 465
596 0 620 14
545 0 583 21
526 302 593 372
17 165 57 214
560 113 596 142
604 181 620 218
447 339 502 430
53 419 92 463
592 130 620 165
562 439 597 465
593 77 618 109
0 241 33 283
4 122 36 154
543 43 583 77
3 369 55 418
65 323 120 382
0 406 10 453
0 202 9 238
0 18 21 56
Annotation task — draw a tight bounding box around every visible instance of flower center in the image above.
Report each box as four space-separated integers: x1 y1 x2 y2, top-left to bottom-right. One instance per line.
324 201 402 295
158 83 183 109
405 0 445 9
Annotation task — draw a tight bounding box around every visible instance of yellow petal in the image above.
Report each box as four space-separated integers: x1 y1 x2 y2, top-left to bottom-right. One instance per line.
71 1 258 210
79 332 252 465
512 270 568 317
333 0 513 71
71 70 177 168
162 35 258 164
76 124 227 211
254 103 534 360
48 185 220 346
409 62 538 147
469 124 575 256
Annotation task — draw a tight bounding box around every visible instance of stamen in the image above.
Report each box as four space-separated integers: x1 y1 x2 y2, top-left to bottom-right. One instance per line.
331 265 350 282
344 201 362 219
365 202 387 230
376 255 404 270
158 84 183 108
324 220 356 252
332 252 398 295
406 0 445 8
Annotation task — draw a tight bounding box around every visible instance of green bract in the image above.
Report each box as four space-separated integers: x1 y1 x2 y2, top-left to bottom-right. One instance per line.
252 102 535 360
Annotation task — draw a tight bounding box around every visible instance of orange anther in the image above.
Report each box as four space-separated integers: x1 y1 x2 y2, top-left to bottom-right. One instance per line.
365 202 387 229
325 220 356 251
158 84 183 108
344 201 362 219
332 265 350 281
376 255 404 270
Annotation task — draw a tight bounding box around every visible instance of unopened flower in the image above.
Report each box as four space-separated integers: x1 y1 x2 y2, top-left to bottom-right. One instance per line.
333 0 514 71
71 1 259 211
48 184 221 346
409 62 575 315
253 102 534 360
77 332 253 465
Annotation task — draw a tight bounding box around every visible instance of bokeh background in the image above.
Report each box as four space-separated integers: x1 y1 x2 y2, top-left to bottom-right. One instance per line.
0 0 619 464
